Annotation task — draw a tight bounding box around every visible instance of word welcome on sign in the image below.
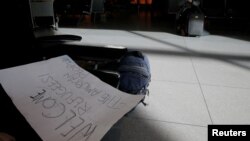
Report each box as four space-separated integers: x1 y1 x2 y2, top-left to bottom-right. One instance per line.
0 55 143 141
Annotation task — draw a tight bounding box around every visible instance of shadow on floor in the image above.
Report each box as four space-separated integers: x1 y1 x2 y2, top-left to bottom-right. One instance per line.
126 31 250 71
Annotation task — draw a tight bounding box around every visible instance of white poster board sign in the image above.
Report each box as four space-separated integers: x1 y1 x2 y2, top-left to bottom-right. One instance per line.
0 55 143 141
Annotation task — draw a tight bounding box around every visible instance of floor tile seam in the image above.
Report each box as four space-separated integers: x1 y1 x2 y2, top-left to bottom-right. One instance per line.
189 57 214 124
199 83 250 90
151 79 199 85
184 39 214 124
126 116 207 128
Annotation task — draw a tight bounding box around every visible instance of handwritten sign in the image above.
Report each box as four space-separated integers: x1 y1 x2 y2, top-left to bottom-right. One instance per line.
0 55 143 141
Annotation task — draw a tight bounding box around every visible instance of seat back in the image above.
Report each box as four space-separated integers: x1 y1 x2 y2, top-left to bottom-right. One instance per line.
29 0 56 29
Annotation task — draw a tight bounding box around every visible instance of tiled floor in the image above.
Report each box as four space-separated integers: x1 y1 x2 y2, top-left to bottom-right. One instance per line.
60 27 250 141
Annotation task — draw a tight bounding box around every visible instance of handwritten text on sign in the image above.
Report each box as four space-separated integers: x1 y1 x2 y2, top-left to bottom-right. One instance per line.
0 55 143 141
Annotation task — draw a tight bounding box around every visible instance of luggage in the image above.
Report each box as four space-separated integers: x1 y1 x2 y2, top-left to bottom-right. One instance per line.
188 12 205 36
176 0 204 36
118 51 151 106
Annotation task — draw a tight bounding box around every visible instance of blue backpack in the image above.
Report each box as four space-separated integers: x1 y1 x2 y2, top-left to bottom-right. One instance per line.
118 51 151 106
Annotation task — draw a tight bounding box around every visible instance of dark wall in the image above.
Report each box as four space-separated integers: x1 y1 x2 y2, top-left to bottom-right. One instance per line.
1 0 36 69
201 0 249 18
